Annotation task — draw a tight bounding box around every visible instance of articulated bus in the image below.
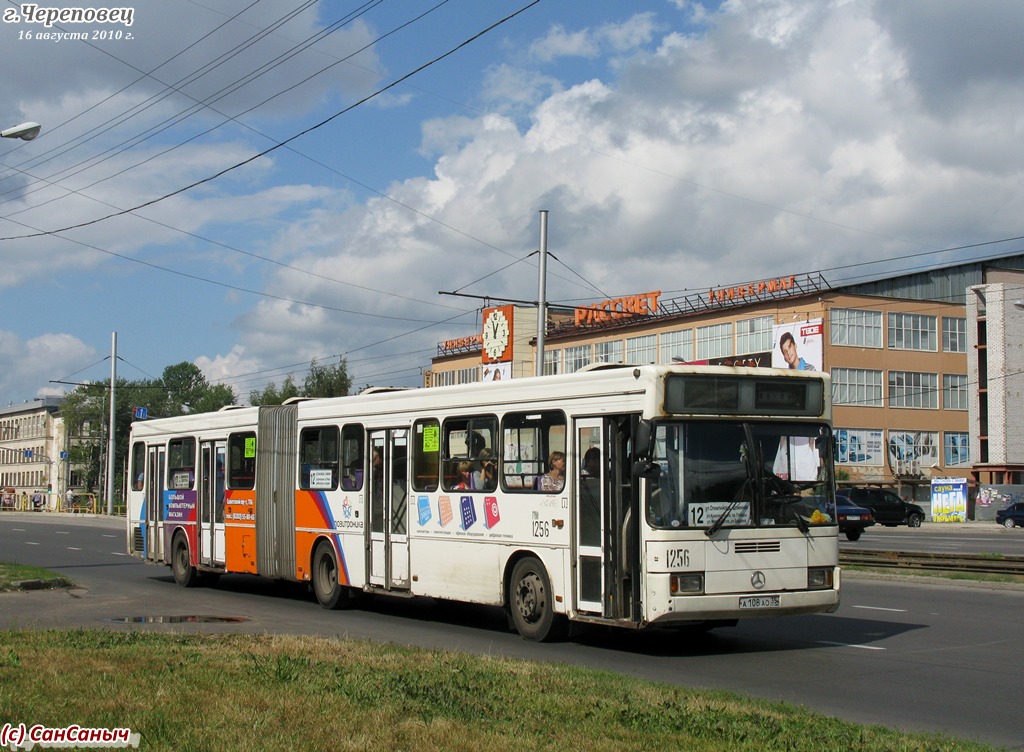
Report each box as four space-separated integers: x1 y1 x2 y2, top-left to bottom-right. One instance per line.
126 364 840 641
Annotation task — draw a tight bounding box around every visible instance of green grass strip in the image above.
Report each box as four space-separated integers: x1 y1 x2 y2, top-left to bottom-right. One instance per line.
0 630 998 752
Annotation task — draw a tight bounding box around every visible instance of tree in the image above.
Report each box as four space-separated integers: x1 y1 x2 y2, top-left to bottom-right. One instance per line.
248 358 350 405
58 362 235 499
303 358 351 398
249 374 300 406
157 362 235 415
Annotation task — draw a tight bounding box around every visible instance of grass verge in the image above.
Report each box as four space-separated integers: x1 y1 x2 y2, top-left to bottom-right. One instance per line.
0 562 73 591
0 630 998 752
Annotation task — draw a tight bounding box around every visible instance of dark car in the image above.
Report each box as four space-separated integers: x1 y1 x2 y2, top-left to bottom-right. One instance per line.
995 502 1024 529
836 498 875 541
836 487 925 528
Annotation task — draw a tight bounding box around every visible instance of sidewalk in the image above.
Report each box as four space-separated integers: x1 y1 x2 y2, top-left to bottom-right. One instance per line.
918 520 1004 532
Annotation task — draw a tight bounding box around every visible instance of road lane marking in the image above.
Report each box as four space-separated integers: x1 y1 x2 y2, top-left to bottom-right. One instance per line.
852 605 907 613
817 641 886 651
25 541 39 546
67 547 82 551
56 531 69 535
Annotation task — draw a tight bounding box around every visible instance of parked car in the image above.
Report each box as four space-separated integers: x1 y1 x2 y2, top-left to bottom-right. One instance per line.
836 497 875 541
995 502 1024 529
835 487 925 528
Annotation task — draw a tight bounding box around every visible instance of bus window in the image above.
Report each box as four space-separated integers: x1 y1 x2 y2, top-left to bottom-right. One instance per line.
441 416 496 492
341 425 365 491
167 437 196 490
130 441 145 491
299 426 339 491
500 411 566 492
412 419 439 492
227 432 256 490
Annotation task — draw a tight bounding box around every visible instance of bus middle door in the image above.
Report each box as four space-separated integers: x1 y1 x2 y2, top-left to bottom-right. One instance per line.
199 440 226 567
367 429 410 591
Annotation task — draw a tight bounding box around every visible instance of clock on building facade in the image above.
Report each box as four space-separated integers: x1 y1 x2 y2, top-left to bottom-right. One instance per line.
482 307 512 362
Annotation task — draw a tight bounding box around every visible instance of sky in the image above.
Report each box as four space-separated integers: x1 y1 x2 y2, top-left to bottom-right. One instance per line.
2 0 1023 406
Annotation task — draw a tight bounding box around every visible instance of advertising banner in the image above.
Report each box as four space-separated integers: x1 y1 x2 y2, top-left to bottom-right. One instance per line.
771 320 823 372
930 478 967 523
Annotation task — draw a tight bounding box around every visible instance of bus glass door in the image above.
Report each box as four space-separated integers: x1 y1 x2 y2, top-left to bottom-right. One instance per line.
199 441 226 567
367 429 410 590
575 419 605 614
145 445 165 561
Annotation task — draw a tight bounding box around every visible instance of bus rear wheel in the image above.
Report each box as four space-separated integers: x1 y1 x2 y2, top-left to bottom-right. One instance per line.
509 557 567 642
312 541 351 610
171 532 200 588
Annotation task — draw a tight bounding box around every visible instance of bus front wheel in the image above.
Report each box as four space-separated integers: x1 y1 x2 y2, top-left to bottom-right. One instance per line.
171 532 200 588
312 541 351 610
509 557 567 642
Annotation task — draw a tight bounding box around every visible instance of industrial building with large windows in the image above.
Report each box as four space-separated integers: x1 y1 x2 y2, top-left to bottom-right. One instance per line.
427 254 1024 509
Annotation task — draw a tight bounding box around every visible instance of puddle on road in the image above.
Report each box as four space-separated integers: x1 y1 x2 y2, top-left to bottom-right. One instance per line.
107 615 250 624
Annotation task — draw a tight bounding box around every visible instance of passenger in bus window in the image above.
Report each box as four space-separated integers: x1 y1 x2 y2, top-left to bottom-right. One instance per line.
454 460 474 490
539 451 565 492
371 449 383 498
474 448 497 491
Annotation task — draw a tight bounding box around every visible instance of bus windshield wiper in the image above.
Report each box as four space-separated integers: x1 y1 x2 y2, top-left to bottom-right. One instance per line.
705 485 749 537
706 425 758 538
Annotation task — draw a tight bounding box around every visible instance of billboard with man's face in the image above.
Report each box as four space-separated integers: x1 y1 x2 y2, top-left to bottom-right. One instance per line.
772 320 823 372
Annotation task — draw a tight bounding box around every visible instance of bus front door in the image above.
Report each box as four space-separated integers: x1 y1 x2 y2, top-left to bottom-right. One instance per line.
199 441 226 567
367 429 410 591
145 445 165 562
575 415 639 622
575 419 606 614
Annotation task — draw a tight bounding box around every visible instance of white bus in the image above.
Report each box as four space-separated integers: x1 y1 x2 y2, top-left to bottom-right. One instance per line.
126 364 840 641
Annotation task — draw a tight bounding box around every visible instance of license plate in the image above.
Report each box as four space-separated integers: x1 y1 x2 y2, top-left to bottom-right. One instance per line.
739 595 780 609
846 515 861 520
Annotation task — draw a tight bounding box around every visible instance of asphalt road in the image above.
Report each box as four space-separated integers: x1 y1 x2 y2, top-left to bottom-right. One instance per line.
840 520 1024 557
2 513 1022 749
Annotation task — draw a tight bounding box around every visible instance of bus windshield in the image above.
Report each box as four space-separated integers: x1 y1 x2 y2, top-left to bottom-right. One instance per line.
646 421 835 532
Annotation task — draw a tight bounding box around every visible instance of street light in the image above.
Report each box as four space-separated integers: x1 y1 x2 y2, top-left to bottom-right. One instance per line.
1 122 41 141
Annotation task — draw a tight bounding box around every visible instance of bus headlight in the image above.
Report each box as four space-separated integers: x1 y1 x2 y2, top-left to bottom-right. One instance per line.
807 567 834 590
670 573 704 595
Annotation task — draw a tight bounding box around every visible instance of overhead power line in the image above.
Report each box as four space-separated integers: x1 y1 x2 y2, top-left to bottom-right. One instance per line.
0 0 542 243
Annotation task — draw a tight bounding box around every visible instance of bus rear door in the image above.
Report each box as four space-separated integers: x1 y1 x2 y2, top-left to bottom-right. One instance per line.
145 445 165 561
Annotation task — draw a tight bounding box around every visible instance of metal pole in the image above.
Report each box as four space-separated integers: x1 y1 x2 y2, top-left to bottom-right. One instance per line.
106 332 117 515
536 210 548 377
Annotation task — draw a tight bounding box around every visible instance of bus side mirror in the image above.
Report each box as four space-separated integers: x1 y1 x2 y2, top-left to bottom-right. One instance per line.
634 419 653 458
633 460 660 479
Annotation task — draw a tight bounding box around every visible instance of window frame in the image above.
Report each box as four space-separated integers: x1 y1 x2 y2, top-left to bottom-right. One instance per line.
298 425 340 491
942 317 967 353
167 437 196 490
227 432 257 490
696 322 733 360
831 367 884 407
441 415 498 493
888 371 939 409
830 308 883 348
887 312 938 352
736 316 774 355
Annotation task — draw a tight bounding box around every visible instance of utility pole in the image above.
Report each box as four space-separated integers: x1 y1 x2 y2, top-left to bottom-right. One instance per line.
535 210 548 376
106 332 117 515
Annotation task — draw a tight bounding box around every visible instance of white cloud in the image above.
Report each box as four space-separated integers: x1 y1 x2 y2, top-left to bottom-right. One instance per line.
528 13 659 62
0 332 96 400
